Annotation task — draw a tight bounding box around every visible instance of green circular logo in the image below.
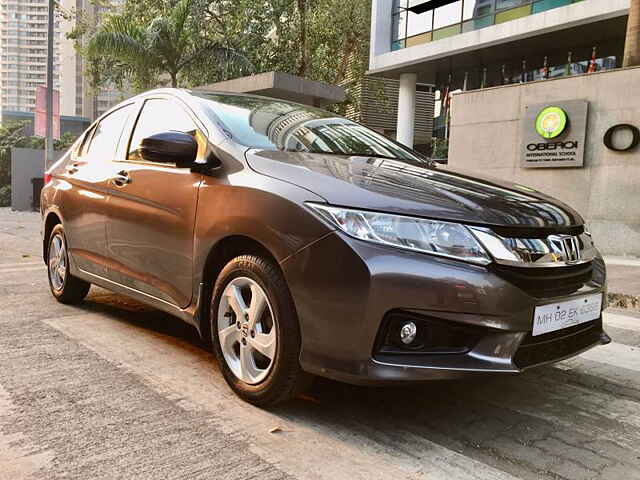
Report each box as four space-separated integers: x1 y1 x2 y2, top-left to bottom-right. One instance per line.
535 106 567 139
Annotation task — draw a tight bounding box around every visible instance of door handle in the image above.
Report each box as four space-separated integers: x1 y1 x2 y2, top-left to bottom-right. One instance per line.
65 162 80 175
111 170 131 187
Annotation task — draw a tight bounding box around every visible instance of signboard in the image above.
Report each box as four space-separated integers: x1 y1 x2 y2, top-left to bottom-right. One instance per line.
34 86 60 140
521 100 588 168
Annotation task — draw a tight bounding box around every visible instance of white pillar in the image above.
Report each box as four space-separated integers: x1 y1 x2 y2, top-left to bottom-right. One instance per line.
396 73 417 148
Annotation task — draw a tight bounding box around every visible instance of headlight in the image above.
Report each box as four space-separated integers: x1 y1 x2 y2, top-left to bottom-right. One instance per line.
307 203 491 265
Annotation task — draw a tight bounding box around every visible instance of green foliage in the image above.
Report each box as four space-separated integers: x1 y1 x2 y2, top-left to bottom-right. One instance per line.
82 0 253 90
69 0 372 104
9 132 78 151
55 132 79 151
0 122 28 194
0 122 26 206
258 0 371 85
232 0 372 114
0 185 10 207
432 137 449 160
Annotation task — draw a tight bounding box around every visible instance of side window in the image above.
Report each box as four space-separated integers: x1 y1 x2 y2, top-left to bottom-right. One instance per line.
77 124 97 157
127 98 198 161
85 104 135 161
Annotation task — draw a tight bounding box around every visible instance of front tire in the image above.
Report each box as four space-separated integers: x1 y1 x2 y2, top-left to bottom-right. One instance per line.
47 224 91 304
211 254 311 406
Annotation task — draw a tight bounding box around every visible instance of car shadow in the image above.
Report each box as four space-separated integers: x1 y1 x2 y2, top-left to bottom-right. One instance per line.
78 287 210 348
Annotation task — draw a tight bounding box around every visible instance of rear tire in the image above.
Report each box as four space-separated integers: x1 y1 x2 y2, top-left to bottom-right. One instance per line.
210 254 311 406
47 224 91 304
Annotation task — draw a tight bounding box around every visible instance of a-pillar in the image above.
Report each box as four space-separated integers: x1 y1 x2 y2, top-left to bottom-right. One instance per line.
396 72 417 148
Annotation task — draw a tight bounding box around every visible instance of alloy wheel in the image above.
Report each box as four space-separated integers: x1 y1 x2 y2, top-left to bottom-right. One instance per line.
48 233 67 291
217 277 277 384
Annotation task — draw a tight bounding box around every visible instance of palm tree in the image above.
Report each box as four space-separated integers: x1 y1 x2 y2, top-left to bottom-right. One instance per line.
624 0 640 67
87 0 253 89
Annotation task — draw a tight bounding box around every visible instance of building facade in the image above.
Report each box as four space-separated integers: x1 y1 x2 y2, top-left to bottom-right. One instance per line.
447 64 640 257
0 0 60 114
369 0 630 146
368 0 638 256
59 0 126 121
1 0 126 129
344 76 435 152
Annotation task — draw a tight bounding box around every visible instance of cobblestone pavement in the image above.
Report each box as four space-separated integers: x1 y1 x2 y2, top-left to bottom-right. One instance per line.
1 208 640 480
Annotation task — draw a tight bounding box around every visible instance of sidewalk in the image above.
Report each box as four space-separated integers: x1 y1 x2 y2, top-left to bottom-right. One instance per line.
605 256 640 311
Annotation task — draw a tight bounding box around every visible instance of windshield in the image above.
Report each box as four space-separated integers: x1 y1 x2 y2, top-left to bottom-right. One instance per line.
193 92 427 163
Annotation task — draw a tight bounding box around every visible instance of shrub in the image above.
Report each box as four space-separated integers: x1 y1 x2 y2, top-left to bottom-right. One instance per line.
0 185 11 207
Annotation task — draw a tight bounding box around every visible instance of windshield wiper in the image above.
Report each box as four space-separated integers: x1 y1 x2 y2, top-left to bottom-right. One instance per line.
314 151 436 166
302 151 400 161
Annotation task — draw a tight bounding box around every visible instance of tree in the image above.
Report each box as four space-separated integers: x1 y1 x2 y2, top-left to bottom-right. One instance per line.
624 0 640 67
310 0 371 86
263 0 371 86
71 0 373 112
16 132 78 152
296 0 309 77
85 0 253 90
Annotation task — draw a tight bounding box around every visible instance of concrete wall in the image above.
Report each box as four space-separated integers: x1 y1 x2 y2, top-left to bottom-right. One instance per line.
11 148 63 212
448 66 640 257
199 72 346 107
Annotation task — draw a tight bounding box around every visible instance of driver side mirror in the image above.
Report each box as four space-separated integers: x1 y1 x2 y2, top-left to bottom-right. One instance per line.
140 131 198 168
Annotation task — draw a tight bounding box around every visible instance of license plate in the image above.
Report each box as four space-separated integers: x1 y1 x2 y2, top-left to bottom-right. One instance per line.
532 293 603 336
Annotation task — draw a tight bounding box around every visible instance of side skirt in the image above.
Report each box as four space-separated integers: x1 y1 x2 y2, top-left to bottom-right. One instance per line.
73 267 203 333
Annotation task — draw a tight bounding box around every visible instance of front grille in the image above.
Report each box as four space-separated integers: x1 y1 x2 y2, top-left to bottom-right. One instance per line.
514 320 602 369
491 262 594 298
490 224 584 239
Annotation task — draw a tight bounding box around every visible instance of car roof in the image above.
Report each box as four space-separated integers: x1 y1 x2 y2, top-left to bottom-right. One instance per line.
98 88 310 123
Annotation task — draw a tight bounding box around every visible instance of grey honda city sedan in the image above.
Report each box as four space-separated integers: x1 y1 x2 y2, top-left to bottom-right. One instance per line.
41 88 609 406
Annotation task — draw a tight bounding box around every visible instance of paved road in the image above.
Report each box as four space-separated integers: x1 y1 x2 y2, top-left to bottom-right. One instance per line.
2 208 640 480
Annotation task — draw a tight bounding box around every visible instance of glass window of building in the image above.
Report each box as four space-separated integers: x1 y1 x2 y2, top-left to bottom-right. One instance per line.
391 0 586 50
433 1 463 30
495 0 527 9
463 0 494 20
392 10 407 40
407 9 433 37
393 0 408 11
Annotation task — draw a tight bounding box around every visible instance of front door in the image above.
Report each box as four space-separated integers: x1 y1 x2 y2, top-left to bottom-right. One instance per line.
61 103 136 277
105 96 204 308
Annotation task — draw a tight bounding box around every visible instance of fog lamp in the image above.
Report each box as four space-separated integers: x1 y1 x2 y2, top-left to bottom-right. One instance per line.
399 321 417 345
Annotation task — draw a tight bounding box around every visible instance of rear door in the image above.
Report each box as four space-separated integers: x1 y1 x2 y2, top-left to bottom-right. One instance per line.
104 96 205 308
60 103 136 277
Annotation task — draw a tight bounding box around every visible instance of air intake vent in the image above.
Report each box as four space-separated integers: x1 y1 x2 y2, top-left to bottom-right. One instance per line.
491 262 593 297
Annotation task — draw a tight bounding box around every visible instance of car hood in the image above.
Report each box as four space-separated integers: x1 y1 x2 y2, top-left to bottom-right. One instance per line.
245 150 584 228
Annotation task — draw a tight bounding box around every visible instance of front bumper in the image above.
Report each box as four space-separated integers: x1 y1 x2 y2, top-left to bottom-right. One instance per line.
281 231 609 385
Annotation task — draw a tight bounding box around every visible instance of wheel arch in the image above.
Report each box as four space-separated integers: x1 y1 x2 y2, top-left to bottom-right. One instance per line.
43 211 62 262
198 234 285 342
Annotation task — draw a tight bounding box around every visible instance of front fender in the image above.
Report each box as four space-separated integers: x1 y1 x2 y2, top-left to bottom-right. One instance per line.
192 170 331 291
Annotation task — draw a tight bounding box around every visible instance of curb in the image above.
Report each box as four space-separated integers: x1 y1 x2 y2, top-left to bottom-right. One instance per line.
608 292 640 312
